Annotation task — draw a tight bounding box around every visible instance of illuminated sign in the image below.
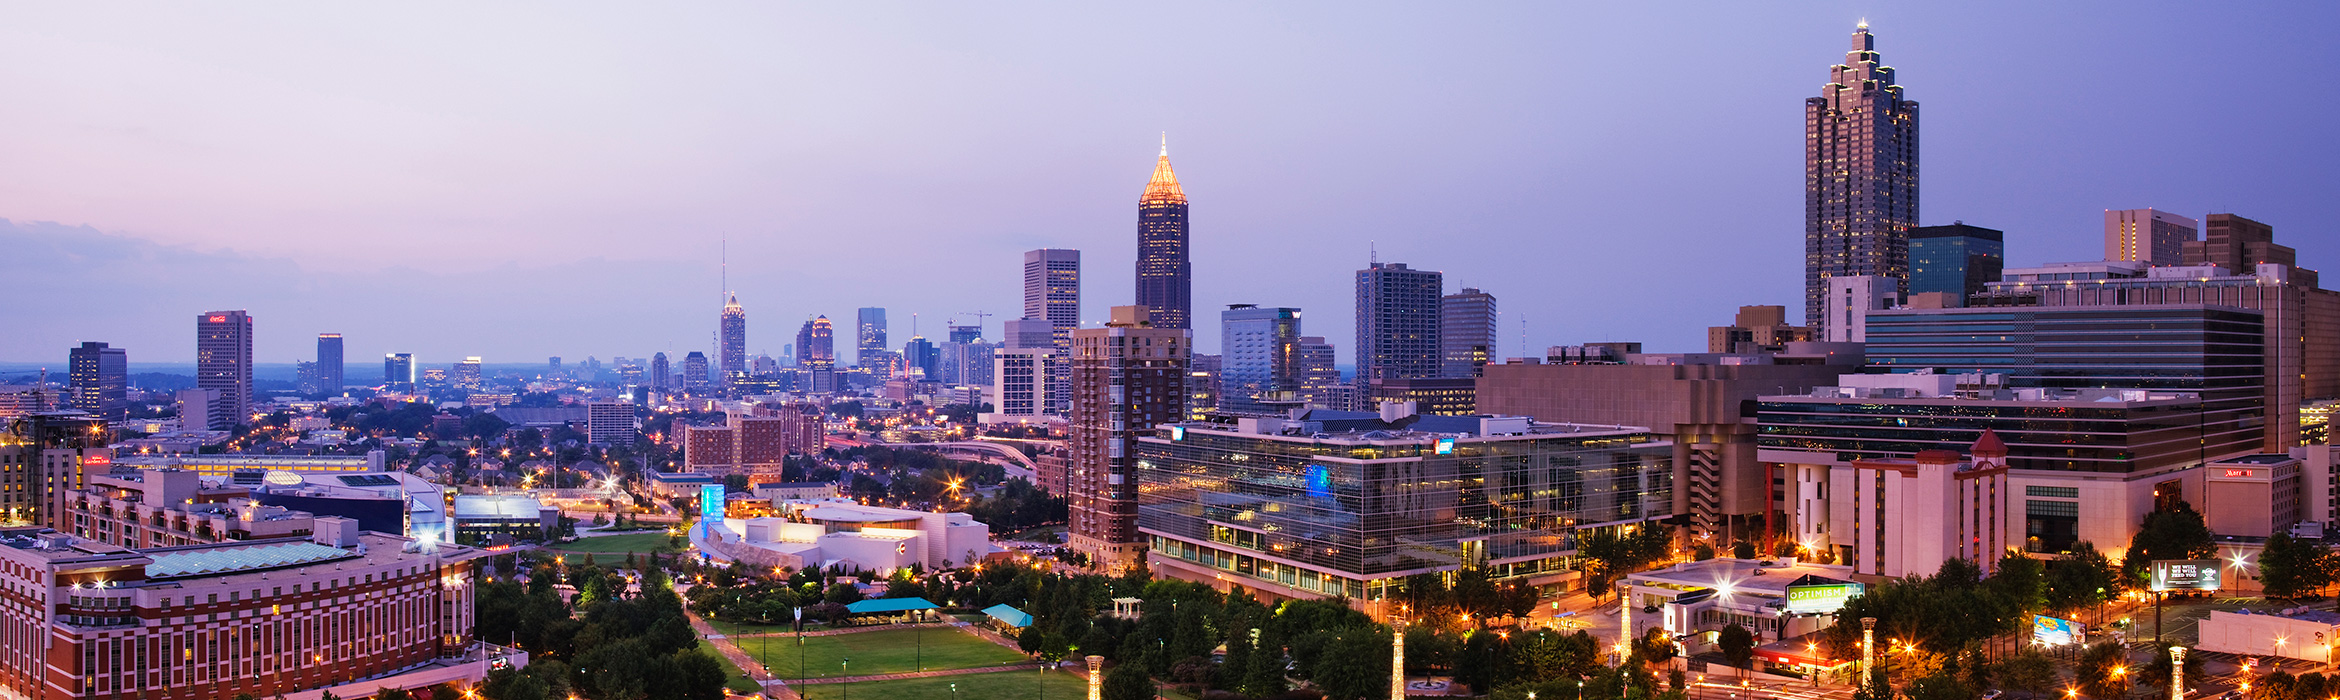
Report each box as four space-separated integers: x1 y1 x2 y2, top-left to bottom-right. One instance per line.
207 315 227 323
2223 469 2255 478
82 454 112 467
1435 438 1455 455
1169 426 1185 441
2151 559 2220 591
700 484 726 520
2032 615 2085 646
1783 583 1863 614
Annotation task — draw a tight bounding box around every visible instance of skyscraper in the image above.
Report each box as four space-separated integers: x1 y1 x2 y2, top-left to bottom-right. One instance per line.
1024 249 1081 350
720 294 747 382
1293 336 1344 409
682 351 711 391
452 357 483 390
67 341 127 420
1135 138 1192 330
2185 213 2291 271
315 333 344 391
857 307 889 367
1438 288 1497 379
1355 262 1444 383
651 352 672 391
903 336 939 380
2104 209 2197 267
385 353 415 390
195 310 253 425
1907 223 2005 303
798 316 837 392
1066 306 1188 570
1806 22 1919 331
948 324 982 344
1218 305 1302 415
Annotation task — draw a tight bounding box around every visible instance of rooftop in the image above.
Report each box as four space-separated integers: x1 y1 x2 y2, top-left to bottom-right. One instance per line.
1627 557 1857 598
145 539 357 580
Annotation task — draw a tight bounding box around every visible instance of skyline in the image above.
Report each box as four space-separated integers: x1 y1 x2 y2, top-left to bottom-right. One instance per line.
5 4 2338 365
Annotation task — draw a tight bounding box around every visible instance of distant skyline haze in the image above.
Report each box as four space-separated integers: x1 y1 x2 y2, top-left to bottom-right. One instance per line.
2 3 2333 366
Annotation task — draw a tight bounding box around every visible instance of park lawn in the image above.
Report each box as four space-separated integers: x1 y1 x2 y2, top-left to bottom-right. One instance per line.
541 532 676 556
703 643 763 695
708 618 829 637
793 668 1088 700
747 627 1029 678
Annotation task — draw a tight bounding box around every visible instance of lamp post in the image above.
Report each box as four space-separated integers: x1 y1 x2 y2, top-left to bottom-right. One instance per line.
841 658 849 700
2169 646 2186 700
1861 617 1877 689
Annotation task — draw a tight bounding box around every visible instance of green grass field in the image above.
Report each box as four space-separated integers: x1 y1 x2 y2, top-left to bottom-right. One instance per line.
542 532 677 556
708 618 830 637
745 627 1029 679
791 668 1089 700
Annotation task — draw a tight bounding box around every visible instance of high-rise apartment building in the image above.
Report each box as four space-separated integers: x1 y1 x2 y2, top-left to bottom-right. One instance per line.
903 336 939 380
1135 139 1192 330
384 353 415 391
586 401 637 446
314 333 344 391
1439 288 1498 379
1355 262 1444 382
651 351 671 391
720 294 747 383
1 412 111 528
1024 249 1082 349
1805 23 1919 331
67 342 127 420
1185 353 1221 421
1066 306 1188 570
682 351 711 391
1218 305 1302 415
857 307 889 367
1907 223 2004 304
195 310 254 426
2104 208 2198 266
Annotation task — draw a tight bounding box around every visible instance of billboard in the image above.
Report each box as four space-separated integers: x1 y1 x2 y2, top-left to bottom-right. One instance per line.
1784 582 1864 614
2152 559 2221 591
701 484 726 520
2032 615 2085 646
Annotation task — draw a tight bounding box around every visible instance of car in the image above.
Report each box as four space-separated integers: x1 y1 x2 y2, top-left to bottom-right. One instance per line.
1981 690 2002 700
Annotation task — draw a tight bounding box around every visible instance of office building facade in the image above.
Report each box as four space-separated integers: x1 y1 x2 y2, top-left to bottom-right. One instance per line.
314 333 344 392
1136 410 1672 605
1135 141 1191 331
66 342 127 420
1219 306 1302 415
1293 337 1344 410
720 294 748 382
585 401 635 446
194 311 253 426
383 353 414 391
856 307 889 367
1355 262 1443 382
1065 306 1188 569
1708 306 1814 354
1024 249 1082 350
1439 288 1497 379
682 352 710 392
0 413 111 529
1822 275 1896 343
2105 208 2198 266
1805 23 1920 331
1907 223 2003 302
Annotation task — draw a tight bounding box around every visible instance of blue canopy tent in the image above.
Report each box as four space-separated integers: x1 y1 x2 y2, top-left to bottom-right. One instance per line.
981 603 1034 628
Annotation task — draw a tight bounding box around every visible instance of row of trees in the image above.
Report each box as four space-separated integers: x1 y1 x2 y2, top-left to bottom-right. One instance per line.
474 555 729 700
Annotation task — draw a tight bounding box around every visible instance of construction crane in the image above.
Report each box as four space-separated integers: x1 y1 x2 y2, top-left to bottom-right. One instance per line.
956 311 996 339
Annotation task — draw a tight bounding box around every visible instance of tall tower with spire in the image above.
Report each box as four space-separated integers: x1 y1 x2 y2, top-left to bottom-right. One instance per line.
1136 135 1192 330
1806 22 1919 332
719 293 747 383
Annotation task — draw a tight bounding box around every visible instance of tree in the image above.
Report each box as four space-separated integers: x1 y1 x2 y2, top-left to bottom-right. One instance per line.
671 648 729 700
1903 673 1975 700
2076 641 2130 700
1732 540 1758 559
2045 542 2119 618
1999 647 2056 699
2122 502 2215 584
2261 532 2335 599
1103 664 1154 700
377 690 415 700
1719 624 1756 679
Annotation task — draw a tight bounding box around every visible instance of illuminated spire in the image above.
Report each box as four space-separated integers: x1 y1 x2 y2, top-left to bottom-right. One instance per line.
1142 134 1185 204
724 293 742 311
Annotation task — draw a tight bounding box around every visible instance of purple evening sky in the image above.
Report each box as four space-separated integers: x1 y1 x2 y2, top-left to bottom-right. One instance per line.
2 3 2334 366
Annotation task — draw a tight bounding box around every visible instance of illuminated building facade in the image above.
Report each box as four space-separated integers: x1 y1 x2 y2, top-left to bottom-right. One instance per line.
796 317 836 393
682 351 710 392
1135 410 1672 604
721 294 748 383
1135 140 1191 331
0 525 490 700
1218 306 1301 416
1 413 112 529
314 334 344 393
1355 262 1443 383
194 311 254 427
2104 208 2196 267
1066 306 1188 569
1805 23 1919 332
66 343 127 421
1906 223 2003 302
382 353 414 392
857 307 889 368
